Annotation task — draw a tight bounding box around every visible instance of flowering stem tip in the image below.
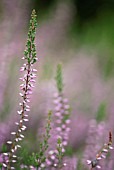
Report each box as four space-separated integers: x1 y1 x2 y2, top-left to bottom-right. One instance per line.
3 9 38 170
87 131 113 169
55 64 63 93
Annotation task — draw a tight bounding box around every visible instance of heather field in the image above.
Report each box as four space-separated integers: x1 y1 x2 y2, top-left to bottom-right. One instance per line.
0 1 114 169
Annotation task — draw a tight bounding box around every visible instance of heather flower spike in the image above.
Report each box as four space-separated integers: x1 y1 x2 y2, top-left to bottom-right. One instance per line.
20 110 52 169
87 131 113 170
54 64 71 148
3 9 37 170
33 110 52 169
47 64 71 168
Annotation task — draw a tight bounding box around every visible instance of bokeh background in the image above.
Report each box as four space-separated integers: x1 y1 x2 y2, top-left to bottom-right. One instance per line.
0 0 114 169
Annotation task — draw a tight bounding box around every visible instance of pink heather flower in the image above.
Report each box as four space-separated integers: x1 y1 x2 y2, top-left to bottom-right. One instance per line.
46 159 52 165
55 112 61 116
32 69 37 72
87 160 92 165
65 119 71 124
64 105 70 109
96 165 101 169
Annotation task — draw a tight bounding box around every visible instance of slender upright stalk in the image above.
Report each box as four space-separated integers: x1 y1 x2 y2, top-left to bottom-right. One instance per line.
3 9 38 170
37 110 52 169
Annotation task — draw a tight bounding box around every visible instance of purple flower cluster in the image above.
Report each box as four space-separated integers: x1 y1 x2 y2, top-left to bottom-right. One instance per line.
87 143 113 169
46 92 71 168
53 92 70 146
83 120 113 170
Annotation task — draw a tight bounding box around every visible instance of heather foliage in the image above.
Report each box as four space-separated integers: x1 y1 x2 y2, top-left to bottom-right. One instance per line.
0 9 113 170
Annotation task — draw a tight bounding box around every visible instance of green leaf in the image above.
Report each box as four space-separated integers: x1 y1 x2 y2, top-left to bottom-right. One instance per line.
1 144 7 152
32 58 37 64
24 50 28 57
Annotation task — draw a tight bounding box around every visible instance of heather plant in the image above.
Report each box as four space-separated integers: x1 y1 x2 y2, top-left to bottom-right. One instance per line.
46 64 71 169
36 110 52 168
83 117 113 170
0 8 113 170
87 131 113 170
2 9 38 169
28 110 53 169
81 101 111 169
